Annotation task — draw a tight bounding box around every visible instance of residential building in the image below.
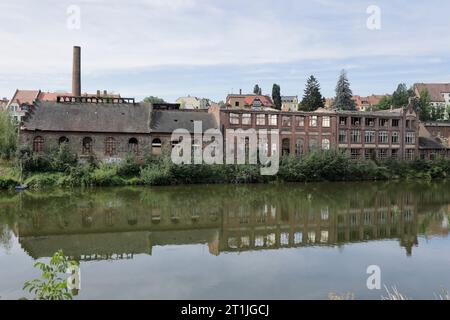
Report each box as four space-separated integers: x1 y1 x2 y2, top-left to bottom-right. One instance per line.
226 93 274 109
0 97 9 111
353 95 388 111
6 90 41 122
414 83 450 119
176 96 211 109
281 96 299 112
325 94 389 111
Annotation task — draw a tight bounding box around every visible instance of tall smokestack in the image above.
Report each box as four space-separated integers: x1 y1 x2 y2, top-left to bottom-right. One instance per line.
72 46 81 96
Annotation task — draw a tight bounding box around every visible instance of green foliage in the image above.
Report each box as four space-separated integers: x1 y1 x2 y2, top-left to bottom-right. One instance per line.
51 143 78 172
391 83 415 108
0 111 18 160
253 84 262 95
333 70 356 111
117 154 141 177
375 96 393 110
143 96 166 104
23 250 78 300
91 165 125 186
272 84 282 110
300 75 325 111
25 173 63 189
0 176 19 189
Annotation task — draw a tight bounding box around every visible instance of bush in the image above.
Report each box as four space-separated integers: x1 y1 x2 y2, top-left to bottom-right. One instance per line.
0 176 19 189
140 164 172 186
60 165 94 188
25 173 62 189
91 165 125 186
117 154 141 177
50 143 78 172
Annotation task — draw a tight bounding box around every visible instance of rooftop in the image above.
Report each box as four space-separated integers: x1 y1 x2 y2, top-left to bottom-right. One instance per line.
22 101 152 133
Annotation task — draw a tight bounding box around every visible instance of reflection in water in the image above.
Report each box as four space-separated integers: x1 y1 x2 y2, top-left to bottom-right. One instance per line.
1 181 449 261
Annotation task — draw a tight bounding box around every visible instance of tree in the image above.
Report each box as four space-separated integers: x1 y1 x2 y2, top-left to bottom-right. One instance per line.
143 96 166 104
430 104 445 121
272 84 282 110
333 70 356 111
375 96 393 110
300 75 325 111
414 89 432 121
391 83 412 108
0 110 17 160
253 84 262 95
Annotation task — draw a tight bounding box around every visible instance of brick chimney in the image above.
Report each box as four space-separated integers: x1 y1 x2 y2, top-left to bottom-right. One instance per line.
72 46 81 97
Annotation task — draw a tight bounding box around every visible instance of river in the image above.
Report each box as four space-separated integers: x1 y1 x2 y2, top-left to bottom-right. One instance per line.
0 181 449 299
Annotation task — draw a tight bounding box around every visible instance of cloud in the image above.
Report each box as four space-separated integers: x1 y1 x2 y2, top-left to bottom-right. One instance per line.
0 0 449 99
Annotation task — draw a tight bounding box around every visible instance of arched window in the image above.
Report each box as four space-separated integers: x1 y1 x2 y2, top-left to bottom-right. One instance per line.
33 136 44 153
82 137 93 155
128 138 138 154
152 138 162 155
59 136 69 145
282 138 290 156
105 137 117 156
322 139 331 150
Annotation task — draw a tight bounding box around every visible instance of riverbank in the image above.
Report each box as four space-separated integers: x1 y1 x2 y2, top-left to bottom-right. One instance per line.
2 150 450 190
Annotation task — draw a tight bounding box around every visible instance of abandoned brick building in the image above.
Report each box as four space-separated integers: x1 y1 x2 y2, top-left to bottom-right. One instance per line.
20 99 219 162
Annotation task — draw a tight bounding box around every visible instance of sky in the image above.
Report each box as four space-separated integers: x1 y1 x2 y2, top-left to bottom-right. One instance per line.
1 0 450 102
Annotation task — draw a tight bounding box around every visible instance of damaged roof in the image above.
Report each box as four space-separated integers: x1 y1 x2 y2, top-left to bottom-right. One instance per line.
22 101 152 133
150 110 219 133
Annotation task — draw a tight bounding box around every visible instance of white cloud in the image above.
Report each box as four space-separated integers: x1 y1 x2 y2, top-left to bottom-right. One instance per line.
0 0 450 97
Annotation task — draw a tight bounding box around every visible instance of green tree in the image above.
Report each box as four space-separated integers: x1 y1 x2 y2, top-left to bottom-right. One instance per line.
375 96 393 110
272 84 282 110
430 105 446 121
333 70 356 111
253 84 262 95
390 83 416 108
414 89 432 121
300 75 325 111
0 110 18 160
143 96 166 104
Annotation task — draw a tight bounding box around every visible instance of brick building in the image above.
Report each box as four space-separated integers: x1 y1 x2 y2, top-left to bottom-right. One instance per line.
212 105 421 161
20 99 218 162
423 122 450 147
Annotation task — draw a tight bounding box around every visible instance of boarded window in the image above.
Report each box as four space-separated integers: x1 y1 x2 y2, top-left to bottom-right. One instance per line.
59 136 69 145
33 136 44 153
82 137 93 155
128 138 138 154
105 137 117 156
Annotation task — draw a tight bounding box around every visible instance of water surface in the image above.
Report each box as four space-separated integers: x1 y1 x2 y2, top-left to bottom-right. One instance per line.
1 182 449 300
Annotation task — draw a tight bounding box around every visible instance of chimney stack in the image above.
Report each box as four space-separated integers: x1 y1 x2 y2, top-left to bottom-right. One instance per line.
72 46 81 97
239 89 242 95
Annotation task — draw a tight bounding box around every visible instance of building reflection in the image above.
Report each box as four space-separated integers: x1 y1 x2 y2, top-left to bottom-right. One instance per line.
3 183 450 260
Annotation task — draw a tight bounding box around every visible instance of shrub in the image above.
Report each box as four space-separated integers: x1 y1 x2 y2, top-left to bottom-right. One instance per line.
91 165 124 186
50 143 78 173
0 176 19 189
140 164 172 186
117 154 141 177
25 173 62 189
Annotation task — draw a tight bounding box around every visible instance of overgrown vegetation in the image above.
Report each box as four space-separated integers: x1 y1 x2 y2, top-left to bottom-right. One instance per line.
0 111 17 160
23 250 78 300
2 144 450 190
